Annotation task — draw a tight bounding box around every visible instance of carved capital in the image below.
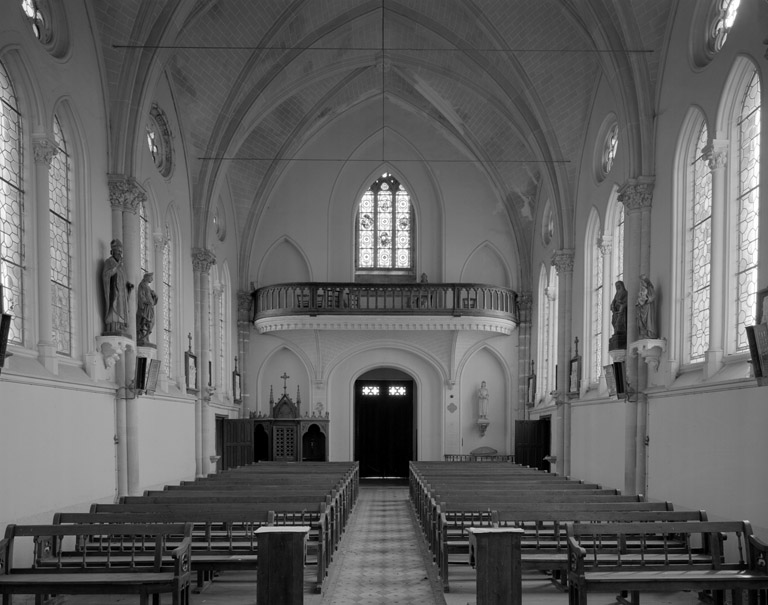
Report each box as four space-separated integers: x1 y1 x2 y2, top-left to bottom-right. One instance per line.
108 176 147 213
153 230 169 250
551 249 575 274
617 178 655 212
517 291 533 312
703 139 728 171
192 247 216 273
598 234 613 256
237 290 252 317
32 135 58 166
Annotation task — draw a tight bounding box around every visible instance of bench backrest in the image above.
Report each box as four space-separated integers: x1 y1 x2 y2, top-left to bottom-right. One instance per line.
3 522 192 571
567 520 754 570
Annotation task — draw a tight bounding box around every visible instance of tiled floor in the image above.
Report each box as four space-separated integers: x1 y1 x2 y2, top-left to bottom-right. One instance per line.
18 484 735 604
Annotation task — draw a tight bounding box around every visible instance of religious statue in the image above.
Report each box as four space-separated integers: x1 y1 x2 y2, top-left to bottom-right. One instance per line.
636 274 657 339
609 280 628 349
136 272 158 346
478 381 489 418
102 239 133 336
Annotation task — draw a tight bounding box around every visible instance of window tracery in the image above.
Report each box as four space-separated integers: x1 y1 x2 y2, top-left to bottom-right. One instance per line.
50 116 72 355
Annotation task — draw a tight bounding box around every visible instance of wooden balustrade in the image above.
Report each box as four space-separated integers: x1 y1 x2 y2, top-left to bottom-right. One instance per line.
252 282 518 322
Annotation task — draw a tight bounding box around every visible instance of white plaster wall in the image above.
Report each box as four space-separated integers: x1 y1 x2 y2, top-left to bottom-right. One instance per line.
137 397 197 487
0 380 116 532
647 386 768 539
569 400 627 491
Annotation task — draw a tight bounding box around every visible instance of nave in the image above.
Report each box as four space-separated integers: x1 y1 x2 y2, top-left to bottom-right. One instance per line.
39 481 724 605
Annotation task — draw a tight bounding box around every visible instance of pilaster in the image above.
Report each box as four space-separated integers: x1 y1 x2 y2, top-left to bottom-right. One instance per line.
551 249 574 478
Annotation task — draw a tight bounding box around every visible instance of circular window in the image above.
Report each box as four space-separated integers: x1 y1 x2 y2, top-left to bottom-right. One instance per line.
541 199 554 247
593 115 619 183
146 104 173 178
20 0 70 59
690 0 742 68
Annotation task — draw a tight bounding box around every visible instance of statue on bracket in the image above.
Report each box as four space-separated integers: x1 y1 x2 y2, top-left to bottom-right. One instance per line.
609 280 628 350
636 274 657 339
102 239 133 337
136 272 158 346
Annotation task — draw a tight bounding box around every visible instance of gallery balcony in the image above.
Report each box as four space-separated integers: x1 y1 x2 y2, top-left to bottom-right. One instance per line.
251 282 519 335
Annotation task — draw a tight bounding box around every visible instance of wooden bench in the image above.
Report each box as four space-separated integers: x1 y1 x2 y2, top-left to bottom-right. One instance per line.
436 504 700 592
84 502 330 592
0 522 193 605
566 520 768 605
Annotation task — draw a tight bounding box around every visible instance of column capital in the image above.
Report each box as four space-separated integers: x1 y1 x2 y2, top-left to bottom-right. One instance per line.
192 247 216 273
551 249 575 274
152 230 169 250
618 177 655 212
517 291 533 312
237 290 253 319
32 134 58 166
703 139 728 170
108 175 147 213
598 234 613 255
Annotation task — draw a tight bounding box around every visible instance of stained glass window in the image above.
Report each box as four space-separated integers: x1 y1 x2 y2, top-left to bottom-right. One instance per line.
218 286 225 391
361 385 379 396
162 227 173 378
734 69 760 351
614 203 624 283
139 200 149 274
357 173 413 273
0 60 24 344
687 122 711 363
586 214 603 384
602 124 619 175
536 265 558 404
711 0 741 53
389 385 406 396
21 0 46 41
50 117 71 355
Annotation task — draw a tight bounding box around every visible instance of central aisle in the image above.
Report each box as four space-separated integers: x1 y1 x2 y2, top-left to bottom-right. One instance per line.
320 482 447 605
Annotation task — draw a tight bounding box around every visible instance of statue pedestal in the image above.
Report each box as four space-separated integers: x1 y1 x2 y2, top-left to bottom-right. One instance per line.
477 417 490 437
137 344 157 360
629 338 674 387
88 335 135 382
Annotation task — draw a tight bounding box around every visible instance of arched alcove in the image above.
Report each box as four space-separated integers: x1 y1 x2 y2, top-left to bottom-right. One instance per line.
460 241 511 288
257 237 311 286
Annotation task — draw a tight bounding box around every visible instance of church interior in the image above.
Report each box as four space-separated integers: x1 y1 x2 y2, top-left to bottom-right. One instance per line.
0 0 767 601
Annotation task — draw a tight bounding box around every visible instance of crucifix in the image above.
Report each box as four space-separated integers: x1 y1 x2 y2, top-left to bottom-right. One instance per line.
281 372 290 395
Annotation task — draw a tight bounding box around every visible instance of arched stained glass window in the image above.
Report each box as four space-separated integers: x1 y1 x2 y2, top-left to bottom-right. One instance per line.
50 116 72 355
139 201 149 274
733 69 760 351
686 121 712 363
356 173 414 278
0 60 24 344
162 226 173 378
585 210 603 385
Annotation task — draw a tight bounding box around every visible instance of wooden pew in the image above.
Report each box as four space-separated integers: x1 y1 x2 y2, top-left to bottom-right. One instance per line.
566 520 768 605
85 502 330 591
0 522 193 605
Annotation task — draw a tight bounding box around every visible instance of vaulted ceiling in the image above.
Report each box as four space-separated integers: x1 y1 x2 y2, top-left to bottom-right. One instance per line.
92 0 671 267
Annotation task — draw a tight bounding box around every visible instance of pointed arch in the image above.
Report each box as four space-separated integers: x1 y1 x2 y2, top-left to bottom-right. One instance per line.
257 235 313 287
459 241 512 288
583 207 603 386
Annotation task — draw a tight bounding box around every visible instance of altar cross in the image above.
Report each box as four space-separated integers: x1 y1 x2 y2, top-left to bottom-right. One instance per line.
281 372 290 395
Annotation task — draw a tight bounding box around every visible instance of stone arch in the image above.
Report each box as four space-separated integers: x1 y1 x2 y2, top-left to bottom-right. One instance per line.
256 236 312 287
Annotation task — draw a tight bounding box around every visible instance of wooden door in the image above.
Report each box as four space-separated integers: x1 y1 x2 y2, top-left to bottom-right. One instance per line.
273 424 298 461
221 419 254 470
354 380 413 478
514 417 551 470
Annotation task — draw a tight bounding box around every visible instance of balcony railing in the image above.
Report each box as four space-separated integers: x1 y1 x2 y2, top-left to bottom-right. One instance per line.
252 282 518 323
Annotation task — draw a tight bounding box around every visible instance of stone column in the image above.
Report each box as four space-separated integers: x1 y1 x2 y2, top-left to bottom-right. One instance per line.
551 249 574 478
153 231 169 392
237 290 252 414
108 176 147 496
32 134 58 374
516 292 533 424
618 177 654 496
703 140 728 378
193 248 216 476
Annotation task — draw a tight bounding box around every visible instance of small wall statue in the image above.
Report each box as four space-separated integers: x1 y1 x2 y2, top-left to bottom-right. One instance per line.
478 380 489 419
609 280 628 349
136 272 158 346
636 274 657 339
102 239 133 336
